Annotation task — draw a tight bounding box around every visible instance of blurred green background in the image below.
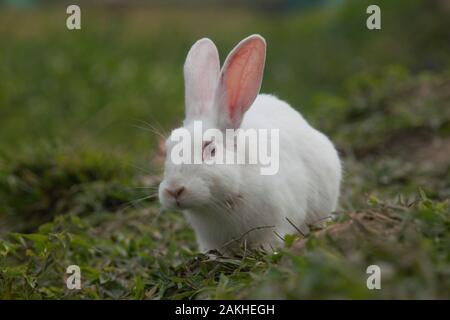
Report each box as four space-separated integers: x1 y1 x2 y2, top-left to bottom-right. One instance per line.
1 0 448 158
0 0 449 299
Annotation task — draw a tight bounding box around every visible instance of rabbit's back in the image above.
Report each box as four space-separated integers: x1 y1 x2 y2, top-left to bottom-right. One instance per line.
241 93 341 229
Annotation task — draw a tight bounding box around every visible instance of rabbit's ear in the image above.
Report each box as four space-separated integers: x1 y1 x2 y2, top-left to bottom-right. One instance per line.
184 38 220 122
214 35 266 129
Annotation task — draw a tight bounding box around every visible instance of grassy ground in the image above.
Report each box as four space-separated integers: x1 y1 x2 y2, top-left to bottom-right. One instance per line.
0 0 449 299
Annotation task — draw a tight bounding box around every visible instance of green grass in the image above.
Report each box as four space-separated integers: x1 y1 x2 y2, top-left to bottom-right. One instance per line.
0 0 449 299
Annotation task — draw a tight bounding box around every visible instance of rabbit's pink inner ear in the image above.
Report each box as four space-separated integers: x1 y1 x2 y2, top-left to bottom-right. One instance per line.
222 36 266 126
184 38 220 120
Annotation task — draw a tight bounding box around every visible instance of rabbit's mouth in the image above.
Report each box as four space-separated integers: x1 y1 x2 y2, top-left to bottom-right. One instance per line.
174 197 191 210
161 197 189 211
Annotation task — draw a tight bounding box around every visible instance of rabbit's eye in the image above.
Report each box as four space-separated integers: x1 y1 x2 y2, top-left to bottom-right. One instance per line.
202 140 215 161
203 140 212 148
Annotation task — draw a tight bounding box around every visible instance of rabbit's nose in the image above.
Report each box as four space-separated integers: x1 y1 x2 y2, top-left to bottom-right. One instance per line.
165 186 185 199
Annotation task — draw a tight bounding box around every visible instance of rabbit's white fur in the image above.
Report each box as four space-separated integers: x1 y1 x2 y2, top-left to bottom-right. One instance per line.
159 35 341 253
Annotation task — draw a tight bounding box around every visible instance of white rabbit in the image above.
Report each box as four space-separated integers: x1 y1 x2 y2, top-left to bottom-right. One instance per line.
158 35 341 254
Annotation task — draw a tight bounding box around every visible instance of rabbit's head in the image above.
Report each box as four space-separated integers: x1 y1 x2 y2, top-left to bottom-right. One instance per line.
159 35 266 210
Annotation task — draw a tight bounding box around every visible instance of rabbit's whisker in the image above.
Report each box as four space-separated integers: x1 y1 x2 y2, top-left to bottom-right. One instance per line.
130 164 158 175
132 119 167 140
137 117 168 137
133 186 159 190
120 193 158 212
